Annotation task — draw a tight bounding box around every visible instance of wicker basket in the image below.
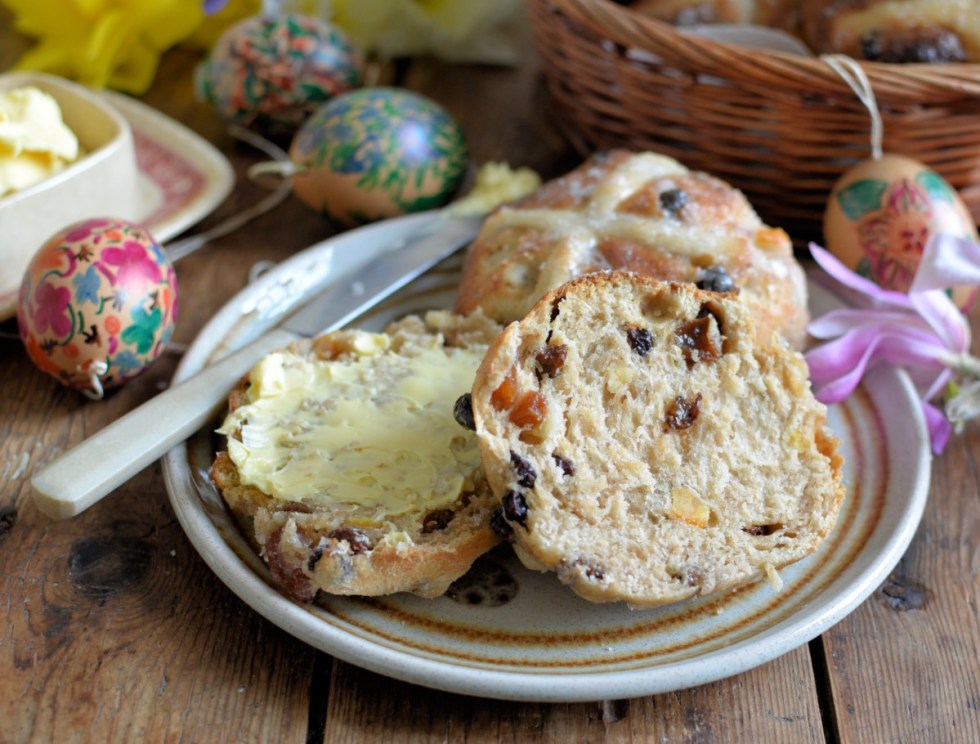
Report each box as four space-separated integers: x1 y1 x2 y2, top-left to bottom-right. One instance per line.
528 0 980 244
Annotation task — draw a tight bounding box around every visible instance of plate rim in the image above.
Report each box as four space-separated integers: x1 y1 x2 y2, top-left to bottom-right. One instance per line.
98 89 235 242
162 213 932 701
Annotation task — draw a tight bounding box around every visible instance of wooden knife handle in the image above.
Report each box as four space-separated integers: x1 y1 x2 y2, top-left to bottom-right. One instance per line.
30 328 296 520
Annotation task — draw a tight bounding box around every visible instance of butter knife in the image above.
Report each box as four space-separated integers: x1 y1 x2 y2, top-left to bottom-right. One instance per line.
31 210 483 520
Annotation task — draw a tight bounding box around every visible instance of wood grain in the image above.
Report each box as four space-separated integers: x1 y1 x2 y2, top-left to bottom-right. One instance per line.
320 646 825 743
0 342 316 742
821 305 980 744
2 5 979 743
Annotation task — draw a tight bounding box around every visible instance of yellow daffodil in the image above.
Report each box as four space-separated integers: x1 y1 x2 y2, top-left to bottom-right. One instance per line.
1 0 207 93
328 0 523 65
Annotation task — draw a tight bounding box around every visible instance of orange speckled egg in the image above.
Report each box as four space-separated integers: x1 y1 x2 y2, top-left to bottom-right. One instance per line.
16 218 177 398
824 154 978 307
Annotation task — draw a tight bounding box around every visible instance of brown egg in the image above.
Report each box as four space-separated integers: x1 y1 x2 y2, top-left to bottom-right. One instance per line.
824 154 978 307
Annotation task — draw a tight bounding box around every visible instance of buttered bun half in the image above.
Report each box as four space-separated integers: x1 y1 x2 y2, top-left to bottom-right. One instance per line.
211 311 503 602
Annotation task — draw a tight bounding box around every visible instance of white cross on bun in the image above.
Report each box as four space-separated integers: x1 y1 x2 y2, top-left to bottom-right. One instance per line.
455 150 810 350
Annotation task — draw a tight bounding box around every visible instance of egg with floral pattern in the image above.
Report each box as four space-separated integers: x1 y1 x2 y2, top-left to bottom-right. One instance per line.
824 154 979 308
288 87 469 226
16 218 178 398
195 13 365 137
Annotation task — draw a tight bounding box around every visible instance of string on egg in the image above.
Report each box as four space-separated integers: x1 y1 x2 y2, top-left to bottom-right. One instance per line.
80 360 109 401
14 126 292 399
821 54 883 161
819 55 979 302
165 126 291 262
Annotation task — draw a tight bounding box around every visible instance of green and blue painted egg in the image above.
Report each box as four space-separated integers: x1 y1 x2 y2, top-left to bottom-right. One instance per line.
195 13 365 137
288 87 469 226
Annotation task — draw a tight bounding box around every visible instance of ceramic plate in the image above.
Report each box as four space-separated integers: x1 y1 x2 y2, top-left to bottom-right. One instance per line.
162 212 931 702
99 90 234 244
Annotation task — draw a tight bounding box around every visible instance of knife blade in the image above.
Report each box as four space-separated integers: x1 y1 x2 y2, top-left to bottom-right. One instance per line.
31 210 483 520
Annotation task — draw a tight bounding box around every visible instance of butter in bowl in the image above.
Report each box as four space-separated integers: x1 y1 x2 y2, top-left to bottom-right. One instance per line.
0 72 142 319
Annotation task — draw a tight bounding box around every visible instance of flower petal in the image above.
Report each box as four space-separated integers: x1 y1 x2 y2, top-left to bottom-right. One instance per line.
911 234 980 293
809 244 912 309
921 368 953 403
922 401 951 454
946 379 980 424
806 323 948 375
807 308 932 339
908 288 970 353
805 326 949 403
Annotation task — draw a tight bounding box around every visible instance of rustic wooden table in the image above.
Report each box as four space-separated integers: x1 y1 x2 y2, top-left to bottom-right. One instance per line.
2 10 978 743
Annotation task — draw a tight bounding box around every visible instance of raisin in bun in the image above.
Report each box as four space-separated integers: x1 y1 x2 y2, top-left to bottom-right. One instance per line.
470 273 844 608
211 311 502 602
802 0 980 63
454 150 810 350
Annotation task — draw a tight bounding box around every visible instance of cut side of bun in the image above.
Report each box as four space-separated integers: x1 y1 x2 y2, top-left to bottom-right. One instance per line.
471 272 845 607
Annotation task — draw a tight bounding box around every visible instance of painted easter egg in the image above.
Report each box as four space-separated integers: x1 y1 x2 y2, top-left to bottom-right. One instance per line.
16 218 178 398
195 13 365 137
288 87 469 226
824 154 979 306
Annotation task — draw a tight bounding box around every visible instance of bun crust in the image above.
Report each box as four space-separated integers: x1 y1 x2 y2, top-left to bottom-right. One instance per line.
802 0 980 63
211 311 502 602
454 150 809 350
471 272 844 607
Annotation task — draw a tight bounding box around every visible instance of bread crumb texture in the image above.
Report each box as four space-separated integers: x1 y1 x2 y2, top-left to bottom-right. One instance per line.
472 273 845 608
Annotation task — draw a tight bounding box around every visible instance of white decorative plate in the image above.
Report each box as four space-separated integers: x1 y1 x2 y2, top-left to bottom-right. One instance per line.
99 90 234 244
163 212 931 702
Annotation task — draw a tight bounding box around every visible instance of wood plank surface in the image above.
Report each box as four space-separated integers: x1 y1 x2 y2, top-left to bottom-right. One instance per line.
820 305 980 744
1 5 978 742
322 647 825 743
0 44 322 743
1 331 318 743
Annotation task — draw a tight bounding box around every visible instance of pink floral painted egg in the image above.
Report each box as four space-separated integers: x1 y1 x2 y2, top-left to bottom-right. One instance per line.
16 218 178 398
824 154 979 308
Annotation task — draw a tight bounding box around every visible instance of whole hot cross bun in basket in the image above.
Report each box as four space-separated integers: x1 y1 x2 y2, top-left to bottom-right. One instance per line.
802 0 980 63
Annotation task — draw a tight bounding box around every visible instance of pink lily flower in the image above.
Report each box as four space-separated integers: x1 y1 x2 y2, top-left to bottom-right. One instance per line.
805 234 980 454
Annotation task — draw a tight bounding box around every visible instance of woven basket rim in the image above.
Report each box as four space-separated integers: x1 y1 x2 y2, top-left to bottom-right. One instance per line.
541 0 980 102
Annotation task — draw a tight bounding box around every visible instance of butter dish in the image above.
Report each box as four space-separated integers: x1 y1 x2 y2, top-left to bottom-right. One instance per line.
0 72 142 306
0 74 235 321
